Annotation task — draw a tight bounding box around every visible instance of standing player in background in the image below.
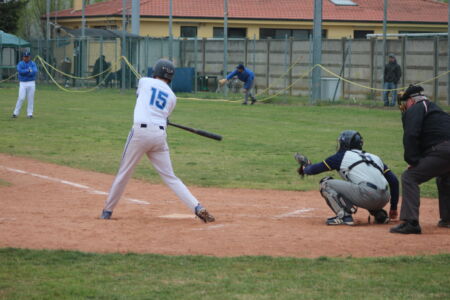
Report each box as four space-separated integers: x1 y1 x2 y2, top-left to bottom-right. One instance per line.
296 130 399 226
219 64 256 105
383 54 402 107
12 51 38 119
100 59 215 223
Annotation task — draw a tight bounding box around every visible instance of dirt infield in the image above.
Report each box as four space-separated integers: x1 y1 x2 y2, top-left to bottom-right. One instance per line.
0 153 449 258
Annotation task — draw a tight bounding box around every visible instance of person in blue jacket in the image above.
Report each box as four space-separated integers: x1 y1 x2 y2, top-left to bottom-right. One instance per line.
219 64 256 105
12 51 38 119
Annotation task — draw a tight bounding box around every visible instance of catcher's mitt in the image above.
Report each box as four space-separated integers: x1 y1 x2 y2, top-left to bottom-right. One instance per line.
294 152 311 178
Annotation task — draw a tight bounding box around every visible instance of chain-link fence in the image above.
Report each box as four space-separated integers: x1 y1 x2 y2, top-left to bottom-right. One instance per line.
1 35 449 103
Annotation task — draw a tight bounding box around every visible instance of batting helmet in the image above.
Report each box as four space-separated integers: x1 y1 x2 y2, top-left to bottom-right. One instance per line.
22 51 31 57
152 59 175 82
337 130 363 152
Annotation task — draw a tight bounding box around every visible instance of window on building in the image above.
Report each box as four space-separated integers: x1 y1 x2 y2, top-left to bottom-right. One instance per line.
180 26 197 38
93 25 118 30
353 30 374 39
329 0 357 6
213 27 247 38
260 28 327 40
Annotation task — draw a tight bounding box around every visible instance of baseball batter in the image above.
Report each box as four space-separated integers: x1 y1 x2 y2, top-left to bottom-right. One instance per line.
100 59 215 223
12 51 38 119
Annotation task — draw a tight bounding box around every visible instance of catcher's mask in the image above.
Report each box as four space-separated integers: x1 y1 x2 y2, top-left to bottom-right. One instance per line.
397 84 424 113
153 59 175 83
337 130 363 152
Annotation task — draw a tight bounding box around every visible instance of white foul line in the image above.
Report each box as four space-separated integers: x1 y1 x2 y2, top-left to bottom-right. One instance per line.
0 165 150 205
274 208 315 218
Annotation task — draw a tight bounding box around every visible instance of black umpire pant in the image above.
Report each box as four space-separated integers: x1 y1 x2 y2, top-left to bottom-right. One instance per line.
400 141 450 222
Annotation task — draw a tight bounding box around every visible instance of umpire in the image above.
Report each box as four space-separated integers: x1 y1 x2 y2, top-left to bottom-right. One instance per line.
390 85 450 234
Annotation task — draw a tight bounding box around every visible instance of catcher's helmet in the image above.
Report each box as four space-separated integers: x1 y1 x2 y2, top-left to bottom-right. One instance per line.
337 130 363 152
152 59 175 82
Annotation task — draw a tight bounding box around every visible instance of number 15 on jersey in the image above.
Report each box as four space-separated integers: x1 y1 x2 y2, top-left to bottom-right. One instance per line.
149 87 168 110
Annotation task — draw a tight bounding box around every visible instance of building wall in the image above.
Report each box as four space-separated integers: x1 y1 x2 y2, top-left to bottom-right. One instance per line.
57 16 448 39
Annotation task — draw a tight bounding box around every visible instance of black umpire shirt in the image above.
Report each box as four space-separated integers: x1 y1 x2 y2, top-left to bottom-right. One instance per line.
402 100 450 166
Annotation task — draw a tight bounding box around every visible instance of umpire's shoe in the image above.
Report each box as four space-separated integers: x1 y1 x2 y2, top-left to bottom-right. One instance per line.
437 219 450 228
100 210 112 220
390 220 421 234
195 205 215 223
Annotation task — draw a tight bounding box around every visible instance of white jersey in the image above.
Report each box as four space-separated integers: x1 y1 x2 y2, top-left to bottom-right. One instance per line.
338 150 388 189
134 77 176 127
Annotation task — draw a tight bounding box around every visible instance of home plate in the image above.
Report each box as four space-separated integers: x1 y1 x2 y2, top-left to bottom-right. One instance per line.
159 213 195 219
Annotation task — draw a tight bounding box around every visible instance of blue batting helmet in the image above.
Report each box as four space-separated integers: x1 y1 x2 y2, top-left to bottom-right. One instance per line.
22 51 31 57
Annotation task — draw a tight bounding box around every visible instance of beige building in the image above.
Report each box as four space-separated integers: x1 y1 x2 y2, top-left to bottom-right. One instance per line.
54 0 448 40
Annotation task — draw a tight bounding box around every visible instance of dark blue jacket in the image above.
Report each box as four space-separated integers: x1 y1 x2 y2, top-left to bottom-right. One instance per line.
17 60 38 82
226 68 254 89
304 150 399 211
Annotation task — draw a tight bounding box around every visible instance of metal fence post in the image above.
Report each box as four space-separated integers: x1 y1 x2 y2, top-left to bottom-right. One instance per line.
289 37 293 96
266 37 270 93
194 37 198 93
284 34 288 94
401 36 406 89
433 36 439 102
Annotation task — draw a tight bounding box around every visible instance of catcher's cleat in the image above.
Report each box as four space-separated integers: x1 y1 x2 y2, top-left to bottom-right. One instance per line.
326 215 354 226
195 205 215 223
100 210 112 220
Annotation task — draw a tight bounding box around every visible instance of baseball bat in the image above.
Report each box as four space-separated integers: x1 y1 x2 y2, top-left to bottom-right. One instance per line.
168 121 223 141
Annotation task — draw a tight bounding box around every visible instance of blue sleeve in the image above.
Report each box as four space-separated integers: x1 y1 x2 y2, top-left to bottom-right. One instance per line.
31 62 38 76
17 62 29 76
383 165 399 210
226 70 238 80
303 152 344 175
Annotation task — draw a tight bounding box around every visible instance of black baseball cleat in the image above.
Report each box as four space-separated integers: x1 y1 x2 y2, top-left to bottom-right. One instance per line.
242 102 248 105
12 114 17 118
251 98 257 105
390 221 421 234
100 210 112 219
437 219 450 228
27 115 33 119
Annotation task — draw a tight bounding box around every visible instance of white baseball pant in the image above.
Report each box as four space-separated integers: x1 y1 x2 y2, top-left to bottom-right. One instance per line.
104 123 200 212
14 81 36 116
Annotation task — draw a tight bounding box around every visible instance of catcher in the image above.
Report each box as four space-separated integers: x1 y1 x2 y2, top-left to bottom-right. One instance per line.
295 130 399 225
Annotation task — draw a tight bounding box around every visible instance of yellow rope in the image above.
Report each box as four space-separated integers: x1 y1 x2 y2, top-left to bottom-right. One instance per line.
31 54 450 98
38 55 113 93
318 64 450 92
255 55 305 96
0 72 18 83
36 55 115 80
120 56 142 79
257 65 318 102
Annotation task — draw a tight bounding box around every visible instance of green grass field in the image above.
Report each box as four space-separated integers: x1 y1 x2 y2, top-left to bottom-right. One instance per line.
1 85 448 299
0 84 436 195
1 248 449 300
